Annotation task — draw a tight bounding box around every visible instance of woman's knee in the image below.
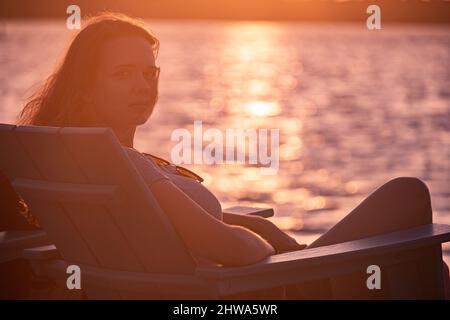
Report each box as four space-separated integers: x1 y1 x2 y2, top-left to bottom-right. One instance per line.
383 176 432 222
385 177 431 200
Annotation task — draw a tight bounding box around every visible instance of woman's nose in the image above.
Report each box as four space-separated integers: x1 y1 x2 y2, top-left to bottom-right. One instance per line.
134 72 152 91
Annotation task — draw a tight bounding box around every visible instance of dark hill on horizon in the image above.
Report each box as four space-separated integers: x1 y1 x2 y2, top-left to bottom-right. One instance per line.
1 0 449 23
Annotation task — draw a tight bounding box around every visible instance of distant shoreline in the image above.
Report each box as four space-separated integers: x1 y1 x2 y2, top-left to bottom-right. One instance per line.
0 0 449 24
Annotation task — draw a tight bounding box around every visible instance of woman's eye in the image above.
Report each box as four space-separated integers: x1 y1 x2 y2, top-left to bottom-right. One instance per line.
143 70 156 79
114 70 131 78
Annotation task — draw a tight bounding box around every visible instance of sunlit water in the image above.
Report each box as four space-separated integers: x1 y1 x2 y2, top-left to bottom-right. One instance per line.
1 20 449 262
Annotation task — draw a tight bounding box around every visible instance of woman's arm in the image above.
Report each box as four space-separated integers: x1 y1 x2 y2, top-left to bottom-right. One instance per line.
149 180 275 266
223 212 307 254
223 211 253 226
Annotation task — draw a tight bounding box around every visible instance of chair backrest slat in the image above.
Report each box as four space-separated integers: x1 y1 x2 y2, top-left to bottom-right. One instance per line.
0 124 40 179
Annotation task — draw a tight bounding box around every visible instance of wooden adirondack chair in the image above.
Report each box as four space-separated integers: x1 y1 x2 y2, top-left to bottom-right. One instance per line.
1 123 450 299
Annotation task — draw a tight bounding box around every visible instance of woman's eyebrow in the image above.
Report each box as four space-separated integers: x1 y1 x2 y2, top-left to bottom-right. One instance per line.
113 64 158 69
113 64 136 69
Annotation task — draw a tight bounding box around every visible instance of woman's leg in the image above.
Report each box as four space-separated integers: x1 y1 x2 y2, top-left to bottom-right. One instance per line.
308 176 432 248
286 176 449 299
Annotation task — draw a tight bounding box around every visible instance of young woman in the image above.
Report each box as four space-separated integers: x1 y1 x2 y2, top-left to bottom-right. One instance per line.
17 12 300 267
16 12 448 298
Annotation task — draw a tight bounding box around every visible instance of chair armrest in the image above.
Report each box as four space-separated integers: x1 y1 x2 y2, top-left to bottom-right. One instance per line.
222 206 274 218
196 223 450 280
192 223 450 296
22 244 60 260
0 230 50 253
0 230 48 250
0 230 50 263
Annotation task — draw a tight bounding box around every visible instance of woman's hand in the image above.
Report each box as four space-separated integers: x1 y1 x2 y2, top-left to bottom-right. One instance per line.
223 212 307 254
250 217 307 254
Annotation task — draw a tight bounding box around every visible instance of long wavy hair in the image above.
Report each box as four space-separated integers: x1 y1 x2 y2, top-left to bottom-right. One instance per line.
17 12 160 127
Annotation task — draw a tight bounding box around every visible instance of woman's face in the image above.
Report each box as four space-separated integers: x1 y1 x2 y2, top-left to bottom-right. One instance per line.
91 35 159 127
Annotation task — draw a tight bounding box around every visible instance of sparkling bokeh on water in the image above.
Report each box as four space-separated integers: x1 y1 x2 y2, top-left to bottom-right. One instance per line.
1 20 449 262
